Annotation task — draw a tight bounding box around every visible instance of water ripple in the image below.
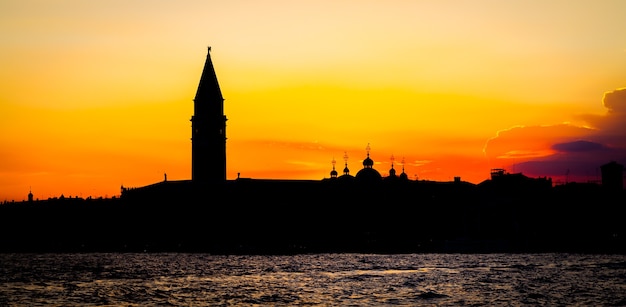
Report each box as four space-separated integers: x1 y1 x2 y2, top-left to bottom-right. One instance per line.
1 253 625 306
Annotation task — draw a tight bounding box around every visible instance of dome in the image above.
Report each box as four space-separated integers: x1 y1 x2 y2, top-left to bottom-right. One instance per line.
399 172 408 180
330 169 338 178
356 167 382 182
362 143 374 168
362 156 374 168
337 173 355 182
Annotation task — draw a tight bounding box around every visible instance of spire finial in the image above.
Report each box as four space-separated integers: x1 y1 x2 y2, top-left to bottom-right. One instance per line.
366 143 371 157
332 157 336 170
342 151 350 175
208 46 211 52
390 154 395 168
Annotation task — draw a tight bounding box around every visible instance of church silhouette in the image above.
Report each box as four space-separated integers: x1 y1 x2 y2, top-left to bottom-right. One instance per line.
1 47 624 254
120 47 425 200
121 47 623 198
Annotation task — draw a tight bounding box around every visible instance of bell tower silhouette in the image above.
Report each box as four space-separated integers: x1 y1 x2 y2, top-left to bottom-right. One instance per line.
191 46 226 182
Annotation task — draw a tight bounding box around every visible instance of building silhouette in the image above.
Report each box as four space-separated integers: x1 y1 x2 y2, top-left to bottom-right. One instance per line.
120 46 624 196
2 46 625 254
191 47 226 183
601 161 624 191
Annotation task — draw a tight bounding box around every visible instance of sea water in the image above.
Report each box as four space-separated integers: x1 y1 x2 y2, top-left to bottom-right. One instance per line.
1 253 625 306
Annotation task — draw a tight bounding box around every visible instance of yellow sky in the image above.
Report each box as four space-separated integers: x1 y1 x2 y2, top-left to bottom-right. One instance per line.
1 0 626 201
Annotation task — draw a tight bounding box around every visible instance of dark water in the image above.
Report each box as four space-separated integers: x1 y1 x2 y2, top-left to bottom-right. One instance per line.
1 253 625 306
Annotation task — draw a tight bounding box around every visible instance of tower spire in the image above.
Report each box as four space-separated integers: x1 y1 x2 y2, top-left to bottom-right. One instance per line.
191 46 227 182
194 46 224 113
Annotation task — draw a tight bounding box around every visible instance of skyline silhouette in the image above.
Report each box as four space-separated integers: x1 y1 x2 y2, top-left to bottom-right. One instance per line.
1 46 624 255
2 1 626 201
9 46 626 200
5 46 626 202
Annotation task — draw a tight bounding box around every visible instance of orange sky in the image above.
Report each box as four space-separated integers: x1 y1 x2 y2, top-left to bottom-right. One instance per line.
2 0 626 201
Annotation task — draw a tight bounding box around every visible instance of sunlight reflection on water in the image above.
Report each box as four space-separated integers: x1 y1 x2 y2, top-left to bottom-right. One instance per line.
1 253 625 306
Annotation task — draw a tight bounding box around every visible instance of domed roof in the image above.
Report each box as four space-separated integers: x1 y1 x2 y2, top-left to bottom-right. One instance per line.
338 173 355 181
330 169 338 177
363 156 374 168
340 152 351 176
356 167 382 182
330 158 338 178
399 157 409 180
362 143 374 168
389 167 396 177
399 172 408 180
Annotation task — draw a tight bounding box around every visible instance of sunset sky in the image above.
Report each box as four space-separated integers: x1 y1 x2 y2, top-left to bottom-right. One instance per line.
2 0 626 201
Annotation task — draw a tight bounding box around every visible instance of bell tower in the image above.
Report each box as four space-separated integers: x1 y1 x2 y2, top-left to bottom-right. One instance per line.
191 46 226 182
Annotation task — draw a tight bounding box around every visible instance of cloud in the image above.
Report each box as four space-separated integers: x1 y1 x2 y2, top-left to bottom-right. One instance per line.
483 87 626 181
602 87 626 113
411 160 432 167
484 124 594 160
586 88 626 148
551 140 605 153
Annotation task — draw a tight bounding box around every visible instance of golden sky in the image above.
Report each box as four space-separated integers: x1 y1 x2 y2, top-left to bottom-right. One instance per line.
1 0 626 201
